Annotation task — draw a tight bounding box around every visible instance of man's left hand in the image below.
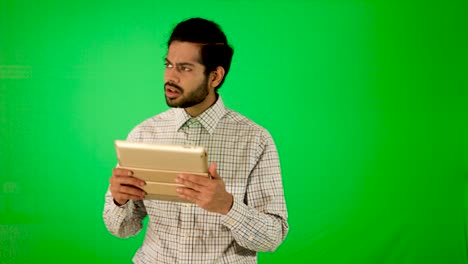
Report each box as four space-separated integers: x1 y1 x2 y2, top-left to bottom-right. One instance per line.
175 162 233 215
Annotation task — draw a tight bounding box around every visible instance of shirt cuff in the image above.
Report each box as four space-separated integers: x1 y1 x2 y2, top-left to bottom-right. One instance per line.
221 196 248 230
113 199 129 207
111 199 133 217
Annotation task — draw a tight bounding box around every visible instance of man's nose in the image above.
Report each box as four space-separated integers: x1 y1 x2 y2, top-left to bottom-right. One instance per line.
164 67 180 84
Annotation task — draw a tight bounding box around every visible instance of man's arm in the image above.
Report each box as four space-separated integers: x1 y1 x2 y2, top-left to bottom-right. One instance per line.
220 133 288 252
103 167 148 238
176 131 289 252
103 186 148 238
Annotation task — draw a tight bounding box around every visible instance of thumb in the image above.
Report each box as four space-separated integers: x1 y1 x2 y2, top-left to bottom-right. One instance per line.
208 162 220 179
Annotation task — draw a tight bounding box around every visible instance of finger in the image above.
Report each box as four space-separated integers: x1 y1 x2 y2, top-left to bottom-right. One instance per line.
176 187 200 202
178 173 211 187
111 187 144 202
116 193 144 201
175 176 205 191
113 175 146 188
208 162 221 179
119 185 146 198
113 168 134 177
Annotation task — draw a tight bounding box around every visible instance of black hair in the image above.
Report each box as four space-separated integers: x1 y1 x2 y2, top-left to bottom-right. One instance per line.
167 18 234 90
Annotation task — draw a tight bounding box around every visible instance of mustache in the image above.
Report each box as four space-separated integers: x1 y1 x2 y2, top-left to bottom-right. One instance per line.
164 82 183 92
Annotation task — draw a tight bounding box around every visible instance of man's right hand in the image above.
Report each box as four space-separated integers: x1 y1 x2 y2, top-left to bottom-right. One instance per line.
109 168 147 206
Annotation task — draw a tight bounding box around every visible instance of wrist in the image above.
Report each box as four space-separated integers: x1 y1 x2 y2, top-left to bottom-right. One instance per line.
113 198 128 206
221 194 234 215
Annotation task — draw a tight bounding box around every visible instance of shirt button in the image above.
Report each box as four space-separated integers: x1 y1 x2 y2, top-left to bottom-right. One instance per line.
184 233 189 238
185 203 191 208
248 235 254 241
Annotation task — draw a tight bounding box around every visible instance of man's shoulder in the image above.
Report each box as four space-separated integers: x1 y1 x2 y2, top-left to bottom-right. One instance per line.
126 108 176 140
222 108 271 137
137 108 176 127
144 108 176 124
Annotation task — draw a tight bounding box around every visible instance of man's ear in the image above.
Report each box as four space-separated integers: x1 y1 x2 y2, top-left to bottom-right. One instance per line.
209 66 225 89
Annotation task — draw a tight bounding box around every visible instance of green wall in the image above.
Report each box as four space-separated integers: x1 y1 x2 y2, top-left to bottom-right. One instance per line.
1 0 467 263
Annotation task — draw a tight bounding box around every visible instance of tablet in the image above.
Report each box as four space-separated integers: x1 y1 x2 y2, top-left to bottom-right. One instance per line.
114 140 209 203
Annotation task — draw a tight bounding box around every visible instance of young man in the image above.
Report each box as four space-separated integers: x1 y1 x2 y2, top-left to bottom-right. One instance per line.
103 18 288 263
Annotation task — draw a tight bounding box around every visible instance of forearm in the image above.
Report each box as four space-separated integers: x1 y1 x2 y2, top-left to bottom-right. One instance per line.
103 188 147 238
221 197 288 252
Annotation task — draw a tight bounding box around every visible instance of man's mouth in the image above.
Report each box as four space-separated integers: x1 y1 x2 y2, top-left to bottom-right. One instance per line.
165 85 182 98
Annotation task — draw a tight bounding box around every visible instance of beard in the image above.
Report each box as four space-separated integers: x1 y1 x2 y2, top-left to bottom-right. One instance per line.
164 77 209 108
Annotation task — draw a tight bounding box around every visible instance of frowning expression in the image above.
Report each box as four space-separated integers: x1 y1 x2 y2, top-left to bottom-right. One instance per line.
164 41 210 108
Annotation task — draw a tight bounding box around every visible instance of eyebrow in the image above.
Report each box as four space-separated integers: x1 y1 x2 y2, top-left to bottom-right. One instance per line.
165 58 196 67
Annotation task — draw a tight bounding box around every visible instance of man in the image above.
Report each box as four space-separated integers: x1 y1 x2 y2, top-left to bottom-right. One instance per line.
103 17 288 263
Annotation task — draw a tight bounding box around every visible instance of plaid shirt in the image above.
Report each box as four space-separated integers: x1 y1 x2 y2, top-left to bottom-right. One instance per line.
103 96 288 263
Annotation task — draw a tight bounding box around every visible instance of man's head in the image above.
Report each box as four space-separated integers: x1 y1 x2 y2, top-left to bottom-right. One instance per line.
163 18 234 113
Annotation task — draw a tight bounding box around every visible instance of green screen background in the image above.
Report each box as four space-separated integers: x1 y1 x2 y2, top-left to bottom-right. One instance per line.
1 0 467 263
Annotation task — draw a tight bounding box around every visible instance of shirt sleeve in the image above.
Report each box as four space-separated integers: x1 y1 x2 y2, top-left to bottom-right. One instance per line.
103 188 148 238
221 130 289 252
102 127 148 238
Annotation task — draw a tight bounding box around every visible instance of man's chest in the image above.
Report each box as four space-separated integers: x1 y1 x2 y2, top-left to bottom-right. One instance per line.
134 124 260 197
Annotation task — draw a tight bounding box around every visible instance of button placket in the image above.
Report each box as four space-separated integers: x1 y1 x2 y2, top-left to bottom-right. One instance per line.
179 119 202 262
180 204 193 250
186 119 202 145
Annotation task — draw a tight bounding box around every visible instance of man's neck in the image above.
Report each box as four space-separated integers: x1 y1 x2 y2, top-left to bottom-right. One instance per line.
185 93 218 117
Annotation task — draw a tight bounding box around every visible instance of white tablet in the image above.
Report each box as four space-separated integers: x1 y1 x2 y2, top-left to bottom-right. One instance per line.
114 140 209 203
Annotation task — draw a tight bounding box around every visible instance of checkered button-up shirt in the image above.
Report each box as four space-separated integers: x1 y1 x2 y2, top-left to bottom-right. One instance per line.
103 96 288 263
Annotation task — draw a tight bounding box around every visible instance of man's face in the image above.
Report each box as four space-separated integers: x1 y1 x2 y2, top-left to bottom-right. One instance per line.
164 41 210 108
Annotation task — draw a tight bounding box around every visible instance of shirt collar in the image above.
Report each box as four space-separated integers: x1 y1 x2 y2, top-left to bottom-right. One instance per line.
174 96 227 135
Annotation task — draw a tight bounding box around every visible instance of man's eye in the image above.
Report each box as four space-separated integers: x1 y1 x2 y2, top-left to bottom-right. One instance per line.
164 63 173 68
181 66 191 72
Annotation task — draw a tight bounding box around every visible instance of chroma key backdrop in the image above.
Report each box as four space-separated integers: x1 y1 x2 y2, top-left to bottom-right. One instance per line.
1 0 467 263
